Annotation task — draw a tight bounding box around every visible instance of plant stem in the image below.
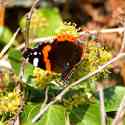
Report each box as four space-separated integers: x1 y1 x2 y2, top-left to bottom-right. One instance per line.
97 84 106 125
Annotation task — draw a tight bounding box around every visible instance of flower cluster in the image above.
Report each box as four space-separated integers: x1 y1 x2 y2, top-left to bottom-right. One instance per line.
33 68 58 88
63 91 94 110
0 89 21 115
30 9 48 37
56 22 78 36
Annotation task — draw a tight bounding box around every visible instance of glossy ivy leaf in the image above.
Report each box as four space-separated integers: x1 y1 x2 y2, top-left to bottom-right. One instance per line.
0 26 12 50
70 104 101 125
23 63 34 83
20 7 62 38
104 86 125 112
8 48 35 80
77 104 101 125
69 86 125 125
21 103 67 125
25 85 45 102
8 49 22 75
39 105 67 125
21 102 41 125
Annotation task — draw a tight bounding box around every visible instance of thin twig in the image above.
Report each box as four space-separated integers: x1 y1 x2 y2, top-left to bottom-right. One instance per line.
111 23 125 125
120 26 125 53
97 84 106 125
79 27 125 35
25 0 40 49
32 53 125 123
13 116 20 125
112 23 125 125
18 0 40 83
35 27 125 43
0 58 12 69
40 87 48 110
0 28 20 59
112 95 125 125
19 0 40 82
17 27 125 50
32 99 57 123
17 36 54 50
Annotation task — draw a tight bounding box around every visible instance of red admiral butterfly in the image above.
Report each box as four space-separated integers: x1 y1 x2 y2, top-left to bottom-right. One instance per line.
23 34 84 81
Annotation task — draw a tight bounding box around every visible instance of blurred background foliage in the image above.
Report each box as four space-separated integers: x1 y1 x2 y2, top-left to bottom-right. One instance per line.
0 0 125 125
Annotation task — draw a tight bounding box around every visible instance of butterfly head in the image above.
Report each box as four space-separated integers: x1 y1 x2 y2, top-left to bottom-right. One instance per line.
23 48 42 67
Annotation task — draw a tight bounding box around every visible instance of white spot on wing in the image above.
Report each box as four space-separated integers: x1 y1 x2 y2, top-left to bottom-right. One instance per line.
66 62 70 66
34 52 37 55
33 58 39 67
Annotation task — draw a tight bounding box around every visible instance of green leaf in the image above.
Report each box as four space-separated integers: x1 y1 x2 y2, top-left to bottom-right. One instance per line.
104 86 125 112
39 105 66 125
25 85 44 101
0 27 12 50
69 86 125 125
20 7 62 38
36 8 62 37
23 63 34 82
77 104 100 125
8 49 22 75
21 103 67 125
21 102 41 125
70 104 101 125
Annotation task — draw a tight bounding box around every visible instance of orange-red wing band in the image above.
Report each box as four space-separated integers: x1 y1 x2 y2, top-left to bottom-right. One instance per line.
42 45 52 72
56 34 77 42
